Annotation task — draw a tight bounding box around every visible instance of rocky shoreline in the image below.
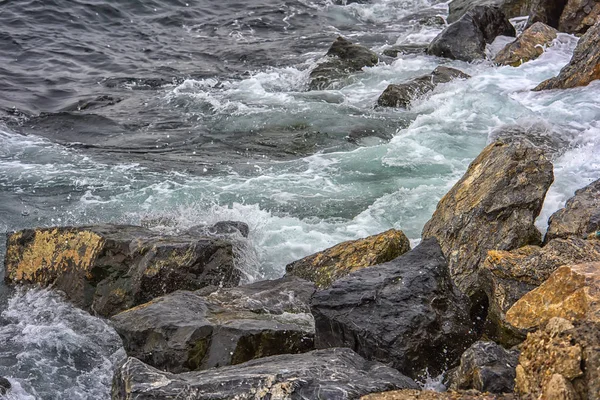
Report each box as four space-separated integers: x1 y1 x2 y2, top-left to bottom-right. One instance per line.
2 0 600 399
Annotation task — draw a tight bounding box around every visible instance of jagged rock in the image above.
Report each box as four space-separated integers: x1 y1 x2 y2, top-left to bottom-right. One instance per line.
421 140 553 299
427 6 516 62
506 262 600 331
4 224 239 317
545 178 600 242
309 37 378 90
515 318 600 399
559 0 600 34
0 377 10 395
494 22 558 66
112 348 419 400
377 67 470 108
310 238 475 380
527 0 569 28
111 276 315 373
362 389 519 399
448 0 532 23
480 237 600 345
534 20 600 90
447 341 519 393
285 229 410 289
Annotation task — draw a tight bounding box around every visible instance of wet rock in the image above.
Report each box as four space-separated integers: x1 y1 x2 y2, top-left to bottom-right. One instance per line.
559 0 600 34
480 237 600 345
309 36 378 90
545 178 600 242
112 348 418 400
421 140 553 298
382 44 428 57
4 224 239 317
185 220 250 238
448 0 532 23
428 6 516 62
362 389 519 399
487 122 569 157
377 67 470 108
285 229 410 289
494 22 558 66
310 238 475 380
527 0 569 28
515 318 600 399
111 276 315 372
0 377 11 395
534 20 600 90
447 341 519 393
506 262 600 331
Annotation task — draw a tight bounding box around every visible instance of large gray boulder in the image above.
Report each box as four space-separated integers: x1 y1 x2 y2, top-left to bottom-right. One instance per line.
310 238 476 380
112 348 419 400
4 224 239 317
111 276 316 373
309 37 378 90
427 6 516 62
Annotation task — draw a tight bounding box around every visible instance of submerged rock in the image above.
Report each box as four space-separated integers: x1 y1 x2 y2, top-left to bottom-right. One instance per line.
112 348 418 400
480 237 600 345
362 389 519 399
534 20 600 90
447 341 519 393
4 224 239 317
545 178 600 242
309 36 378 90
422 140 553 298
111 276 315 373
311 238 475 380
427 6 516 62
515 318 600 399
285 229 410 289
506 262 600 331
377 67 470 108
559 0 600 34
448 0 532 23
382 44 428 57
494 22 557 66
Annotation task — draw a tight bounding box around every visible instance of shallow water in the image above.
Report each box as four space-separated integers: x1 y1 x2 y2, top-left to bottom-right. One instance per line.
1 0 600 398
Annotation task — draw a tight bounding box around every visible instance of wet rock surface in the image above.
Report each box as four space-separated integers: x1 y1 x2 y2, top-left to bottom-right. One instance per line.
362 389 519 399
559 0 600 34
527 0 569 28
534 20 600 90
4 224 239 317
0 377 11 395
112 348 419 400
487 122 569 157
427 6 516 62
422 140 553 298
309 36 378 90
111 276 315 373
447 341 519 393
448 0 532 22
310 238 475 380
377 67 470 108
494 22 558 66
545 177 600 241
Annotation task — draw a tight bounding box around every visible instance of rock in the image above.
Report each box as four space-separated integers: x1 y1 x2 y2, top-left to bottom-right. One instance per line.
447 341 519 393
487 122 568 157
428 6 516 62
112 348 419 400
421 140 553 299
506 262 600 331
515 318 600 399
0 377 11 395
285 229 409 289
185 220 250 238
111 276 315 373
362 389 519 399
480 237 600 345
310 238 475 380
559 0 600 34
448 0 532 23
494 22 558 66
309 37 378 90
546 178 600 242
527 0 569 28
382 44 428 58
4 224 239 317
534 20 600 90
377 67 470 108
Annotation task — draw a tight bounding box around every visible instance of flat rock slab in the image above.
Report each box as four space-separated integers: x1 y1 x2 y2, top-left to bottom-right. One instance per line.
311 238 475 380
4 224 239 317
112 348 418 400
111 276 316 372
